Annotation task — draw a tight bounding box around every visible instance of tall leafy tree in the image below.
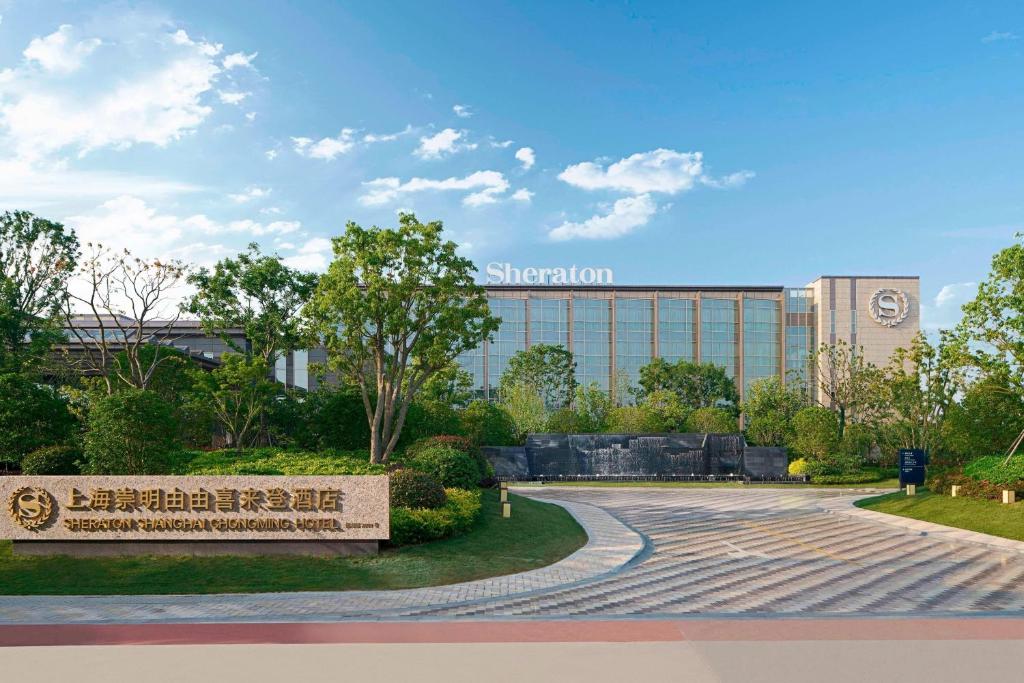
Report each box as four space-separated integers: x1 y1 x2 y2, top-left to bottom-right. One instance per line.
742 375 807 446
812 340 886 440
880 334 956 455
636 358 739 410
187 243 319 364
0 211 79 371
498 344 576 407
305 214 499 463
189 355 275 451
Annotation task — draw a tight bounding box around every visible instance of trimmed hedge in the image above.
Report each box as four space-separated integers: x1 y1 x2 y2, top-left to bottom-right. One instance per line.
175 448 386 475
389 488 482 546
927 471 1023 500
390 469 447 509
963 455 1024 486
409 445 481 489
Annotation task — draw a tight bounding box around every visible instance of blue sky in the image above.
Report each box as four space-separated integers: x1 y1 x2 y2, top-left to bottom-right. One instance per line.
0 1 1022 330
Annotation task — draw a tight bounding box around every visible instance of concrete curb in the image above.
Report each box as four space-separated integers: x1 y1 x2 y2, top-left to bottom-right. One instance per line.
0 495 646 625
819 494 1024 556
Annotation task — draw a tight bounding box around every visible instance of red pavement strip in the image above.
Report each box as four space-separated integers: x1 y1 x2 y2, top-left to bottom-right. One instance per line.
3 619 1024 647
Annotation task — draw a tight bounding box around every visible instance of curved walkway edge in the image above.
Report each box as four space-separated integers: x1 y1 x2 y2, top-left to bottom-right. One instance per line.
0 496 645 625
819 494 1024 555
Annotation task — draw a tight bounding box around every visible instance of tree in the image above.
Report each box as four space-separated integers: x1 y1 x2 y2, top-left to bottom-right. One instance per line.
187 243 318 364
879 334 955 456
812 340 886 440
636 358 739 410
574 382 613 432
686 406 737 433
190 354 275 451
0 374 77 465
641 389 689 432
305 214 500 463
743 376 807 446
943 375 1024 464
500 382 549 441
0 210 79 371
415 361 475 409
790 406 839 459
461 400 518 448
498 344 576 407
63 246 188 394
606 405 661 433
83 389 178 475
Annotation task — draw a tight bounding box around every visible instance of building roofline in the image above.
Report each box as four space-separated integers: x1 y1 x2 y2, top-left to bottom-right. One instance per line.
482 284 786 292
810 275 920 280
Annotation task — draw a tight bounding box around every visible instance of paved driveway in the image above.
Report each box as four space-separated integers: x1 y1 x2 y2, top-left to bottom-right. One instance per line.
4 487 1024 623
407 487 1024 618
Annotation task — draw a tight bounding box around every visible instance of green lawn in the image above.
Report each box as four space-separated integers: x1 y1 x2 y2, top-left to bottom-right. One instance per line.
514 478 900 490
0 490 586 596
856 489 1024 542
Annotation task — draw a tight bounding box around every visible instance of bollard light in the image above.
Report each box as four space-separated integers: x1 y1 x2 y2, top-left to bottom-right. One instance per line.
906 484 916 496
502 501 511 518
951 485 960 498
500 488 508 503
1003 490 1016 505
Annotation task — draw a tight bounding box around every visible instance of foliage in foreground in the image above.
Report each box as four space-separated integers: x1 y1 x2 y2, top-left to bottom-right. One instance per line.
174 448 386 476
389 488 482 546
83 389 178 475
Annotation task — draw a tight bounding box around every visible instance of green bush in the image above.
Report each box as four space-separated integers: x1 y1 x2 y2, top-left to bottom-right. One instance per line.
403 435 493 481
810 469 891 485
175 448 386 475
928 471 1024 500
685 406 737 433
399 401 464 448
21 444 81 475
0 374 77 464
963 455 1024 485
605 405 660 433
790 406 839 458
410 445 481 489
83 389 178 475
788 458 808 475
389 488 482 546
461 400 518 447
803 451 862 477
545 407 583 434
389 469 447 509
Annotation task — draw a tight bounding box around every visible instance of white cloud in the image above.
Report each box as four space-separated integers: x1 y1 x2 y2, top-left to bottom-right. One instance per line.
515 146 535 170
224 219 300 236
922 282 977 331
414 128 477 159
282 236 333 271
23 24 102 74
0 25 233 161
548 194 657 241
265 149 278 160
360 171 509 206
0 159 200 203
362 124 412 143
511 188 533 202
982 31 1018 43
559 148 754 196
291 129 356 160
245 111 256 122
218 90 250 105
260 206 283 215
228 186 271 203
222 51 258 69
489 138 514 148
453 104 473 118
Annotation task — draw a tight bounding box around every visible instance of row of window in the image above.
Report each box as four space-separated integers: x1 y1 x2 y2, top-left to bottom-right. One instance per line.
459 296 808 398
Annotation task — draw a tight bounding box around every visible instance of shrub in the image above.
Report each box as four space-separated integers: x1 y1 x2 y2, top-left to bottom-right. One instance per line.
175 448 385 475
405 435 474 459
21 444 81 475
83 389 179 475
686 406 737 433
389 469 447 509
927 471 1024 500
803 451 862 477
811 470 891 485
0 374 77 464
389 488 482 546
461 400 518 448
399 401 464 448
788 458 808 475
790 406 839 458
963 455 1024 485
546 407 583 434
410 445 481 489
605 405 660 433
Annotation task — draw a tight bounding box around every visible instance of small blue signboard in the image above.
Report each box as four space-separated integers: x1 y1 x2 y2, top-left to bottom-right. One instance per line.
899 448 927 487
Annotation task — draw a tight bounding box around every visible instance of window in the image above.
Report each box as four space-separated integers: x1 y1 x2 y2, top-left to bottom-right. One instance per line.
701 298 737 377
616 298 653 398
573 299 611 390
486 298 526 397
743 298 780 393
529 298 568 347
658 298 695 363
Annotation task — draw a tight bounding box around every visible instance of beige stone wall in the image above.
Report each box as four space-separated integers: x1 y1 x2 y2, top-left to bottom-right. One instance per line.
1 475 390 542
808 276 920 371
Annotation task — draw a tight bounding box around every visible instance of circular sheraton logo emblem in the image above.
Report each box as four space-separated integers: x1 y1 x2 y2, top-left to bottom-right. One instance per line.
7 487 55 531
868 288 910 328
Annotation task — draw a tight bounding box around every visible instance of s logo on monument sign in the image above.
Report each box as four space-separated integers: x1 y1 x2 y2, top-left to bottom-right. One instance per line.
868 288 910 328
7 486 55 531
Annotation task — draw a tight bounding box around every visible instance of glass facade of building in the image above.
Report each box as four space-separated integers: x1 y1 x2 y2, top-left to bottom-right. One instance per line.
447 285 839 402
700 298 738 378
657 297 695 363
486 298 526 396
615 298 653 397
742 298 780 393
573 298 611 390
529 298 568 346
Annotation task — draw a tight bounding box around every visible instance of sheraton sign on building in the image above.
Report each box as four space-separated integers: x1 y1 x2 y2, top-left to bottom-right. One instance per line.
0 475 389 543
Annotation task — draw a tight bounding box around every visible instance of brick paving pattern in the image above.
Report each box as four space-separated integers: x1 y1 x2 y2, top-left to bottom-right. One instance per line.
5 487 1024 624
